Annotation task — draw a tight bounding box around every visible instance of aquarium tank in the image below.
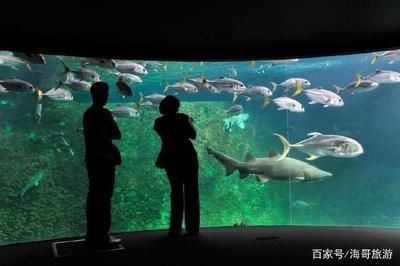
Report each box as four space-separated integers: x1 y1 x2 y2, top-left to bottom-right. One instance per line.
1 49 400 245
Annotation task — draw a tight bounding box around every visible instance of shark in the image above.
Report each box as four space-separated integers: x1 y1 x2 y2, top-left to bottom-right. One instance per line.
207 147 332 183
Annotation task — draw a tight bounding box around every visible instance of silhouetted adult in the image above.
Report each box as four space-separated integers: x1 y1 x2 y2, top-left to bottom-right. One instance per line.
83 81 122 248
153 95 200 237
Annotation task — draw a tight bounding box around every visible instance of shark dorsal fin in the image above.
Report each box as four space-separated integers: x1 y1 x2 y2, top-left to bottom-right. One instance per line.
245 152 256 162
307 132 322 137
268 149 280 158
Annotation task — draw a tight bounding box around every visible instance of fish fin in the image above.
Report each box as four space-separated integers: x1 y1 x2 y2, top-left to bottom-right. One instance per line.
37 89 44 101
163 63 168 72
271 82 278 92
291 81 303 96
333 85 342 95
293 176 305 180
26 63 32 72
307 132 322 137
268 149 281 158
162 80 169 93
256 175 270 183
250 60 257 68
308 101 317 105
261 96 270 108
323 104 329 108
389 60 395 64
371 52 378 64
245 96 251 101
232 92 239 103
273 133 291 161
245 152 256 162
239 169 249 179
238 122 245 129
277 107 285 111
305 155 319 161
355 74 362 87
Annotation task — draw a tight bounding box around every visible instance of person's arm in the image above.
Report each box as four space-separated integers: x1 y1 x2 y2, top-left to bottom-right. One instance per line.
184 115 196 140
105 110 121 140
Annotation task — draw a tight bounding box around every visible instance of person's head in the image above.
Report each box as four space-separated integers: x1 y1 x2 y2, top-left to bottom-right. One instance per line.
90 81 109 106
159 95 180 115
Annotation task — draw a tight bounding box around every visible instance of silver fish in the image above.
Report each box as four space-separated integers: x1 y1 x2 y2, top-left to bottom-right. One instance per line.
272 96 304 112
12 52 46 65
140 92 166 104
115 78 133 97
19 171 44 197
357 70 400 84
110 105 139 117
60 60 100 82
61 73 92 91
84 57 116 68
207 76 247 93
271 78 310 96
225 104 243 114
38 88 73 101
0 78 35 93
333 80 379 94
115 61 148 75
371 49 400 64
163 80 198 94
274 132 364 161
235 85 272 108
303 87 343 107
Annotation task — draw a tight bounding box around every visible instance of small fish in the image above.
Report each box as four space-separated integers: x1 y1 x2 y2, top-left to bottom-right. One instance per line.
303 87 343 107
356 70 400 85
272 96 304 112
225 104 243 114
271 78 310 96
371 49 400 64
234 85 272 108
292 200 317 209
115 78 133 98
333 80 379 94
110 105 140 117
19 171 44 197
110 72 142 83
264 58 299 67
37 87 73 101
84 57 116 68
140 92 166 104
12 52 46 65
69 148 74 157
60 60 100 82
60 73 92 92
115 61 148 75
0 78 35 93
207 76 247 93
163 80 198 94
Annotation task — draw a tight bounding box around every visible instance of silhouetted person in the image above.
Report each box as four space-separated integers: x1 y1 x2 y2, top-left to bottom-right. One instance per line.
83 81 122 248
154 95 200 237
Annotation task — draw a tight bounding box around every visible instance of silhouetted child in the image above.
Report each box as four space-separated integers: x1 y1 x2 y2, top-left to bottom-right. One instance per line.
83 81 122 249
153 95 200 237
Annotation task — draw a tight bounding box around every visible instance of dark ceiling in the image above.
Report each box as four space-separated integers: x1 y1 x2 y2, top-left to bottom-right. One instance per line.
1 1 400 61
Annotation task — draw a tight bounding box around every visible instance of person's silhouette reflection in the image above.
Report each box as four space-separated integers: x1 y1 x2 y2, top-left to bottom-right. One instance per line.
154 95 200 237
83 82 122 248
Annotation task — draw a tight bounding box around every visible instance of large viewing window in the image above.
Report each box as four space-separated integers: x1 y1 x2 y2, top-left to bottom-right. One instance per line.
1 49 400 244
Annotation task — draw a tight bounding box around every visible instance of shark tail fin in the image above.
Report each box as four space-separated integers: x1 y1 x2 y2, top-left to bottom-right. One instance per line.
273 133 292 161
207 147 239 176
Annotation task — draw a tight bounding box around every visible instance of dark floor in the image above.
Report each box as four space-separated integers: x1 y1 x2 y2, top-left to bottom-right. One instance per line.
1 226 399 266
